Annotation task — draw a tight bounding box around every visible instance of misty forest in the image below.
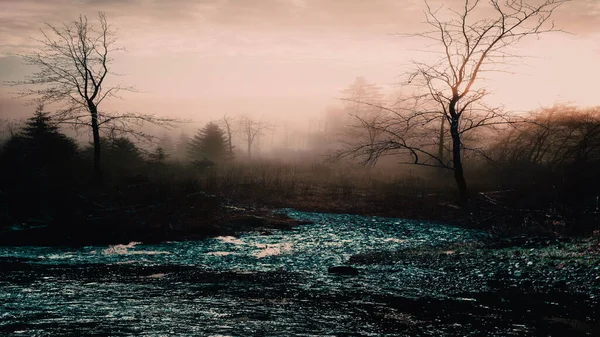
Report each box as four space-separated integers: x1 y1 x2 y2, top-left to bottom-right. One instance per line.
0 0 599 336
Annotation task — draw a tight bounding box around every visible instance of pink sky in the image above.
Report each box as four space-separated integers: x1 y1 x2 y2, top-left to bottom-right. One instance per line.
1 0 600 128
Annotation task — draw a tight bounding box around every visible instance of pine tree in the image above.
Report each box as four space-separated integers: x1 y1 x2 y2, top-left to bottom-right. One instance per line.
149 146 169 164
4 105 78 166
187 122 228 163
174 132 190 162
157 132 175 159
0 106 79 223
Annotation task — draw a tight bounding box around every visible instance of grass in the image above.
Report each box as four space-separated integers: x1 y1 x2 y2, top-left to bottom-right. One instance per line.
2 154 599 246
143 159 600 237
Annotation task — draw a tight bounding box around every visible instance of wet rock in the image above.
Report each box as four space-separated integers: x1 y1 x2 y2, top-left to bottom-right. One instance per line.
328 266 359 276
553 280 568 290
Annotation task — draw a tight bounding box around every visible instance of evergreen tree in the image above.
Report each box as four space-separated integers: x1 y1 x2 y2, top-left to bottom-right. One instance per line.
106 137 142 164
0 106 79 224
174 132 190 162
2 106 78 168
157 132 175 159
149 146 169 164
187 122 228 162
82 136 143 175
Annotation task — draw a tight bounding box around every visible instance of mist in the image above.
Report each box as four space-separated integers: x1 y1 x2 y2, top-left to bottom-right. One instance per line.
1 1 600 335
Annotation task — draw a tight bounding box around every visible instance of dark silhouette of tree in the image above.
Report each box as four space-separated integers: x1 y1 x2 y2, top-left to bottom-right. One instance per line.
493 105 600 167
7 12 177 183
148 146 169 164
0 105 79 223
333 0 568 204
222 114 236 161
82 135 143 176
106 137 143 164
2 105 78 168
187 122 228 163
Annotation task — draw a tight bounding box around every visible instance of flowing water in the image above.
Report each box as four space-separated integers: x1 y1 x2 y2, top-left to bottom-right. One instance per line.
0 210 597 336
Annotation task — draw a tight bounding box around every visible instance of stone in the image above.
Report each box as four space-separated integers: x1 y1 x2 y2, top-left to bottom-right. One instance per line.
328 266 359 276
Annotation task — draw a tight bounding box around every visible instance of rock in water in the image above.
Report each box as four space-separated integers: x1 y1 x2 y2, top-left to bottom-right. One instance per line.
328 266 359 275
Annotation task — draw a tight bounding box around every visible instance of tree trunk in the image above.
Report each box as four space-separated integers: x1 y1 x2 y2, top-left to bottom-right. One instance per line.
227 134 233 157
450 117 468 204
89 104 102 184
224 119 234 158
438 117 445 164
247 137 252 159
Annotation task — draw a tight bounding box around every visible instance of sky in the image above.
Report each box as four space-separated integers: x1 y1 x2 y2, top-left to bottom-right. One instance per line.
1 0 600 130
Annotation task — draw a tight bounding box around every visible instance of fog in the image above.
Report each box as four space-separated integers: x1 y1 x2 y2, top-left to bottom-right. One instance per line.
1 0 600 154
3 4 600 333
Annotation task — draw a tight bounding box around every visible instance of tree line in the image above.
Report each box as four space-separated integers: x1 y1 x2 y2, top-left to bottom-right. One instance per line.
2 0 573 207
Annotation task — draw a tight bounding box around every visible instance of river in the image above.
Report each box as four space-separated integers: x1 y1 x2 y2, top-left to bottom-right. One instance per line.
0 210 597 336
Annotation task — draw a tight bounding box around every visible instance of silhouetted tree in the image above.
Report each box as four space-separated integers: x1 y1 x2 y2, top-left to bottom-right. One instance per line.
188 122 228 163
148 146 169 164
240 116 270 159
82 136 143 176
334 0 568 203
7 12 177 182
2 105 78 168
493 105 600 167
0 106 79 223
222 114 236 161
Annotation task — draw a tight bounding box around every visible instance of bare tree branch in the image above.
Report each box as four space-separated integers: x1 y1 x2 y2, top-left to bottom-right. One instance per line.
332 0 569 203
5 12 181 181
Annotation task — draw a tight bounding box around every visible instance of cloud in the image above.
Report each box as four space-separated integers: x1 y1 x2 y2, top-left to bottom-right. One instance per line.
2 0 596 57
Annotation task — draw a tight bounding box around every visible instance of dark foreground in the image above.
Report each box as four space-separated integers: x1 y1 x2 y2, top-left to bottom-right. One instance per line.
1 210 598 336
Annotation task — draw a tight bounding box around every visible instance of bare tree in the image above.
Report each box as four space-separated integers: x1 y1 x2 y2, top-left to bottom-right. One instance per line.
7 12 177 182
239 116 270 159
0 118 20 141
493 105 600 167
222 114 236 160
334 0 568 203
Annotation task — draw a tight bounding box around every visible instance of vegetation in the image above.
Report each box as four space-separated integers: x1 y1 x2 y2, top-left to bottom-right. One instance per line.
7 12 177 182
333 0 568 203
187 122 230 163
1 0 597 244
4 2 600 336
0 106 79 227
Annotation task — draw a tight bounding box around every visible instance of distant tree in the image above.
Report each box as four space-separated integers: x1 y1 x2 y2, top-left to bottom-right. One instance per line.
187 122 228 163
493 105 600 167
0 119 19 146
106 136 143 164
157 132 175 159
172 132 190 162
341 77 384 120
222 114 236 161
240 116 270 159
148 146 169 164
7 12 177 182
82 135 143 175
